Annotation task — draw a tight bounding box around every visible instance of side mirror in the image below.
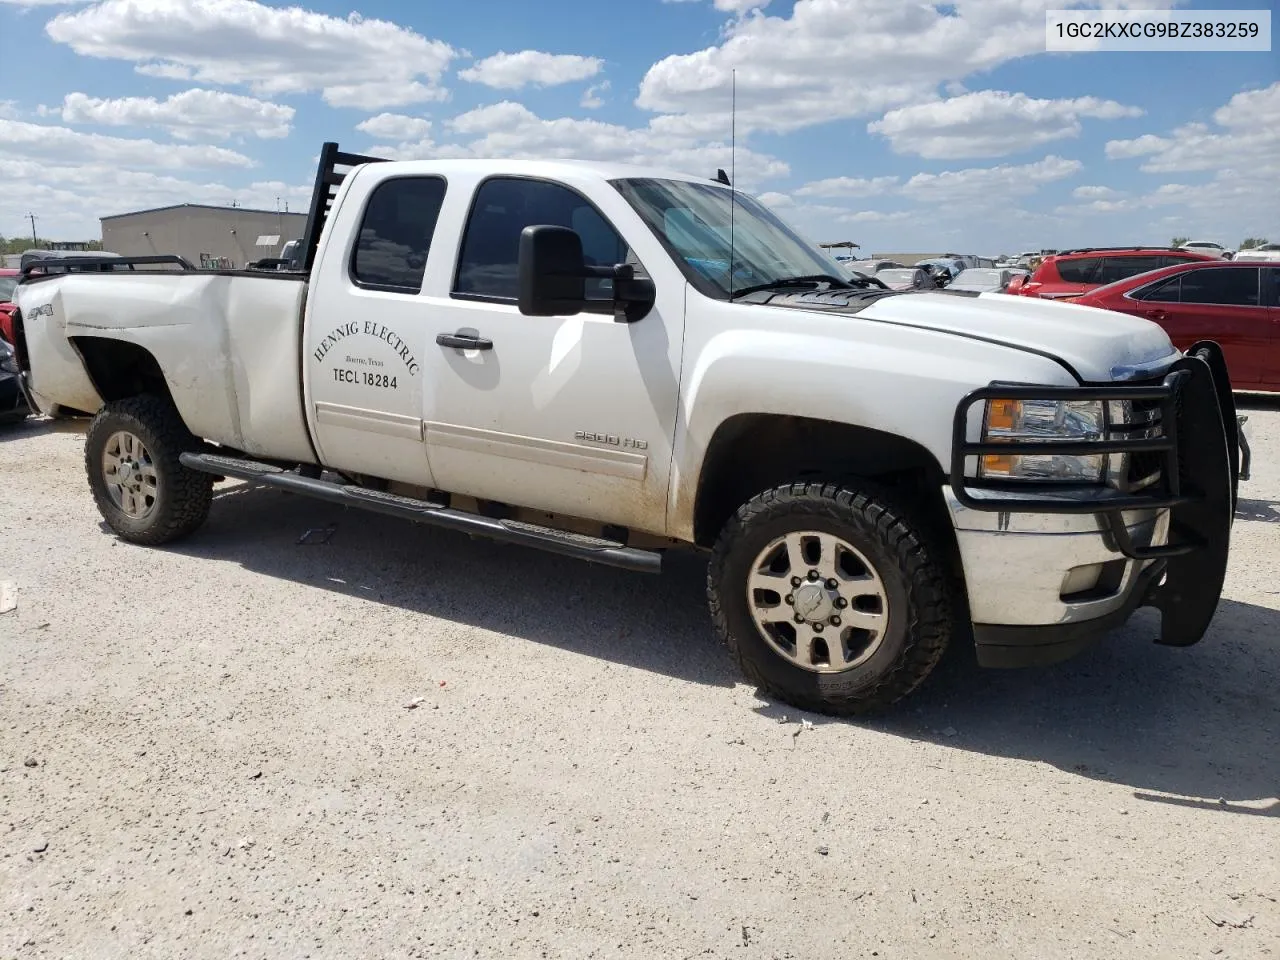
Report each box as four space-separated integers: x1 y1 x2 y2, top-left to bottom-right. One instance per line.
518 224 656 323
518 225 587 317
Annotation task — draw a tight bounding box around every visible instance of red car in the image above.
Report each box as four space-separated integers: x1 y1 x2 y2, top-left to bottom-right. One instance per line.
1074 260 1280 391
0 269 17 344
1015 247 1214 301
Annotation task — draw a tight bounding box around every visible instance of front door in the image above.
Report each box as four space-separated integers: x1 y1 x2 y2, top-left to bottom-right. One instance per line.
1136 266 1271 389
421 176 685 535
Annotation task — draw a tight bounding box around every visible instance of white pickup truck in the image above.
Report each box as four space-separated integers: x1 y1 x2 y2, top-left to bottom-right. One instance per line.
12 143 1243 714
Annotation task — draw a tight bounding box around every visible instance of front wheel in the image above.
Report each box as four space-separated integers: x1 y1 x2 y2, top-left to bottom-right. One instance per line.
85 395 213 545
708 482 953 716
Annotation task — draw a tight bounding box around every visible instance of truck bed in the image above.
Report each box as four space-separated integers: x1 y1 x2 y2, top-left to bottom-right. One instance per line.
19 270 317 463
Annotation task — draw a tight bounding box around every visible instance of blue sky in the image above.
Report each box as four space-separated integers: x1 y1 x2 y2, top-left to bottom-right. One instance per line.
0 0 1276 255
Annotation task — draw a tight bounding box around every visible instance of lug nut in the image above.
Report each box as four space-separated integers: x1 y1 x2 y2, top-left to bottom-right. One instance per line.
813 623 824 633
794 614 804 624
835 597 848 609
826 578 838 590
785 595 794 605
830 616 841 627
791 576 802 587
807 570 819 581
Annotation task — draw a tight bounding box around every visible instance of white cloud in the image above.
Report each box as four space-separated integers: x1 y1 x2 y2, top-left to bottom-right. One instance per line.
580 81 610 110
46 0 457 110
636 0 1176 136
355 113 432 142
364 101 789 187
1105 81 1280 176
868 90 1142 159
0 0 91 5
660 0 772 8
900 155 1082 204
459 51 603 90
0 158 308 238
1072 184 1123 200
795 176 899 198
59 89 293 140
756 191 791 208
0 118 253 169
837 210 911 224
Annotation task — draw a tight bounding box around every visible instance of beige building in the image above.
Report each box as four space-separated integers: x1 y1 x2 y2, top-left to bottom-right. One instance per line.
101 204 307 270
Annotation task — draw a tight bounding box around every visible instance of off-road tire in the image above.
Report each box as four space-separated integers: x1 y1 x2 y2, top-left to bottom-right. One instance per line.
708 482 952 716
85 395 213 545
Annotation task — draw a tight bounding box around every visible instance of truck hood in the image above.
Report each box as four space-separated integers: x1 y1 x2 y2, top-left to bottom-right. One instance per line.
856 290 1178 382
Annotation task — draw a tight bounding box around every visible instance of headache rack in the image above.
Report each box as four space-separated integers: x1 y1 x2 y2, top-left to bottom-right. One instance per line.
949 342 1241 561
298 142 389 273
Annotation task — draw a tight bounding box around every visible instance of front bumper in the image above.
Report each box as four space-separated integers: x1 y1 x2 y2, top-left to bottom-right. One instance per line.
949 341 1237 668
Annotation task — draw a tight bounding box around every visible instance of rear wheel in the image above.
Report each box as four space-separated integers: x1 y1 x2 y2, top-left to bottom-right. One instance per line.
85 395 213 545
708 482 952 715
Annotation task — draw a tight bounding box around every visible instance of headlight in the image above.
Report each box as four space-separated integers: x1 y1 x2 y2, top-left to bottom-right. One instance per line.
979 398 1106 482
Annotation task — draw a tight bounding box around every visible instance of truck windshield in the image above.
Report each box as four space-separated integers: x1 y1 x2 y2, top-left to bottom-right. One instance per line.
612 177 847 300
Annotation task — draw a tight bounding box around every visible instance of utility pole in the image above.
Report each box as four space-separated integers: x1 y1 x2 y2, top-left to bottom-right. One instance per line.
27 212 37 246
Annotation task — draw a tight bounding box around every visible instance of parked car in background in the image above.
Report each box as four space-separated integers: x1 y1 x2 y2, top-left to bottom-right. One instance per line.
875 267 932 291
946 267 1027 293
1179 240 1232 260
843 258 905 276
1074 261 1279 391
1232 242 1280 262
1015 247 1215 300
18 249 128 273
0 336 29 423
915 257 966 284
0 268 18 344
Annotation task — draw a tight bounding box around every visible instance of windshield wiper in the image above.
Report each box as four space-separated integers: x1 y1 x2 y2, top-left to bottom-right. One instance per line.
731 273 883 299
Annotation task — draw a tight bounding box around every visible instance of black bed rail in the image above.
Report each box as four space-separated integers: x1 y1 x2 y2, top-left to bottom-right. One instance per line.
19 254 194 280
298 141 389 274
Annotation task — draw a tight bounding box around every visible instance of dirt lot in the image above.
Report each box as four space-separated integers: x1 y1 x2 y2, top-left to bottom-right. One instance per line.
2 404 1278 960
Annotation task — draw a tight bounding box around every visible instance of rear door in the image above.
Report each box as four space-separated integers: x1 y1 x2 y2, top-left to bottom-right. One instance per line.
304 174 448 485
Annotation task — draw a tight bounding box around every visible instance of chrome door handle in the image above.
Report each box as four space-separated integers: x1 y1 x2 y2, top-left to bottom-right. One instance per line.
436 332 493 350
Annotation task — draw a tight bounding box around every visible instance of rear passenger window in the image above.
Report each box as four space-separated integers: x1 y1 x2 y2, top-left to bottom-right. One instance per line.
454 177 638 303
1055 257 1100 283
351 177 447 293
1180 268 1260 306
1099 256 1164 284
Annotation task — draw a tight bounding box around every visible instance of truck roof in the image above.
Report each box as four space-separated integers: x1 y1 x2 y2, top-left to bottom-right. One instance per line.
347 156 725 186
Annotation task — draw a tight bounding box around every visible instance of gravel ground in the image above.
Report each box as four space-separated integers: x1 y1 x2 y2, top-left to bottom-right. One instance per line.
2 403 1278 960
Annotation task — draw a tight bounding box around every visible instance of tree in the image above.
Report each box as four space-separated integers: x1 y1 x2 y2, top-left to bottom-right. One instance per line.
1170 236 1190 247
1239 237 1269 250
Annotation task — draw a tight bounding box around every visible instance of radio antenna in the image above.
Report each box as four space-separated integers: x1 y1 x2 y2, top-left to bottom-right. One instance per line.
728 68 737 298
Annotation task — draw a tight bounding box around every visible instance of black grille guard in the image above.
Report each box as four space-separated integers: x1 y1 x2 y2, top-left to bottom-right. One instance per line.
949 340 1237 648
